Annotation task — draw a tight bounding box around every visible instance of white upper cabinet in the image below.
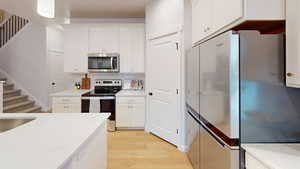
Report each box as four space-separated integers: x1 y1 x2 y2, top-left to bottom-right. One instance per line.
192 0 285 44
119 24 145 73
63 25 88 73
212 0 243 31
192 0 213 44
88 24 120 53
146 0 183 39
286 0 300 88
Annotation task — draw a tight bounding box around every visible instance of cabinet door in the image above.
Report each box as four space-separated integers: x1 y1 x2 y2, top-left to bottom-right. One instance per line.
131 103 145 127
116 104 131 127
120 24 145 73
64 26 89 73
192 0 213 44
286 0 300 88
213 0 243 31
146 0 182 39
89 25 119 53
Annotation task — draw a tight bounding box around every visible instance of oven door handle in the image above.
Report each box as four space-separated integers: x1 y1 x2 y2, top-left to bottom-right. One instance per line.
82 96 115 100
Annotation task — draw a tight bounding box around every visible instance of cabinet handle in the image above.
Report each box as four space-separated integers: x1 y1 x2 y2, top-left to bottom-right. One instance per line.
287 72 295 77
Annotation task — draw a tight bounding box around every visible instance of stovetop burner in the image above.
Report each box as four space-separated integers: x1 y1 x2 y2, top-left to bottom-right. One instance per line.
82 79 122 97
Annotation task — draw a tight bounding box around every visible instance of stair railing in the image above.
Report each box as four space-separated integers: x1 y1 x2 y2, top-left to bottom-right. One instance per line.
0 15 29 48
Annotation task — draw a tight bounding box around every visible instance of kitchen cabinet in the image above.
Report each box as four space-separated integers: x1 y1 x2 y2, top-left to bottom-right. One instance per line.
286 0 300 88
192 0 213 44
88 24 119 53
52 97 81 113
120 24 145 73
192 0 285 44
146 0 183 40
245 152 270 169
212 0 242 31
60 122 107 169
64 25 89 73
116 97 145 128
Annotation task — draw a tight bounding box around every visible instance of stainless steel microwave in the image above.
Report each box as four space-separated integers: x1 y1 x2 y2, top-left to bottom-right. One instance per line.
88 53 120 73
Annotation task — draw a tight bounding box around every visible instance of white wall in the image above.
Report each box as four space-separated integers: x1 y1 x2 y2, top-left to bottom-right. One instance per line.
181 0 193 150
0 22 49 110
0 82 3 113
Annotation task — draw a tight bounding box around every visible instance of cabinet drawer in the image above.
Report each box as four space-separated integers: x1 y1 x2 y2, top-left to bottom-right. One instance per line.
52 104 81 113
117 97 145 104
53 97 81 104
246 152 270 169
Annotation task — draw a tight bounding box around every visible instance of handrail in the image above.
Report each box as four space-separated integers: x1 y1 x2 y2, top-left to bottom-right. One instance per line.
0 15 29 48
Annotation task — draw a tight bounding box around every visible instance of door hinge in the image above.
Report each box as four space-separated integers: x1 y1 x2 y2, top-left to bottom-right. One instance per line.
176 129 179 134
176 89 179 95
176 42 179 50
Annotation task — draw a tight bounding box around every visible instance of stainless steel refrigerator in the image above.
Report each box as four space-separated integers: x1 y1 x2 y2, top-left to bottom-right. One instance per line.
186 30 295 169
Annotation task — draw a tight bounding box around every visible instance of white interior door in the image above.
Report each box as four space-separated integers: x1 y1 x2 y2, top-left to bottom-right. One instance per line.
147 34 180 145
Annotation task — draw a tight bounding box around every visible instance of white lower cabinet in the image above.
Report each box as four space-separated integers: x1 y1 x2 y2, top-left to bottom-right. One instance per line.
116 97 145 128
60 123 107 169
52 97 81 113
246 153 270 169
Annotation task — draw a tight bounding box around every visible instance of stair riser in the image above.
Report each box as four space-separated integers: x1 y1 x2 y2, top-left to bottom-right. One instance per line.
4 97 28 106
4 85 14 91
27 108 42 113
4 91 21 98
4 103 35 113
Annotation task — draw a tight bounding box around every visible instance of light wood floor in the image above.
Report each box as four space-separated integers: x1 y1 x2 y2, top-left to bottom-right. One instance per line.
108 131 193 169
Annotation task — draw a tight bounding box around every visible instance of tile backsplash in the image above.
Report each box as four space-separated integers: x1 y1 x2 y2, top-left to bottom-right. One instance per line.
64 73 145 90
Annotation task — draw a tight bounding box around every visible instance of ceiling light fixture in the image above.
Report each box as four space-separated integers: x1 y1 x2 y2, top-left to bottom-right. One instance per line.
37 0 55 18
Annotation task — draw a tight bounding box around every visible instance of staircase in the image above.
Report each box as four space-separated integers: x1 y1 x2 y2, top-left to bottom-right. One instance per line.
1 78 42 113
0 13 29 48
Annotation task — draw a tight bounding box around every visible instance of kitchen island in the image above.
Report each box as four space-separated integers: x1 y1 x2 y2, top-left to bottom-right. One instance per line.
0 113 109 169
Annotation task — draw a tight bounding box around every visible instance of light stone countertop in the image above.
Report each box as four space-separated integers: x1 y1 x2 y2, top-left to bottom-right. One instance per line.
50 89 91 97
116 90 146 97
0 113 109 169
242 143 300 169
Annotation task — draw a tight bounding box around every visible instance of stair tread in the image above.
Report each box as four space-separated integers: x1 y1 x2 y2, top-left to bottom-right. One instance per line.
3 95 27 102
4 89 20 94
4 100 34 111
3 83 13 87
23 106 42 113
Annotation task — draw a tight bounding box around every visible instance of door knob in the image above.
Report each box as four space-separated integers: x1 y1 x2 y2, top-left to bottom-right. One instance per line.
287 72 294 77
149 92 153 96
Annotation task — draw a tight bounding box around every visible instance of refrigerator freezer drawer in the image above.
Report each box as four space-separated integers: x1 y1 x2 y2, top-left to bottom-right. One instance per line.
200 125 239 169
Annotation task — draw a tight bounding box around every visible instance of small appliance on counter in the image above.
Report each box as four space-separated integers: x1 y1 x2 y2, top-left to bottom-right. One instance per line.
81 79 122 132
123 80 144 90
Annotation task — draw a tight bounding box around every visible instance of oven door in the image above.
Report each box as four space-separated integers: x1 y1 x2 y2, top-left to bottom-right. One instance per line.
100 96 116 121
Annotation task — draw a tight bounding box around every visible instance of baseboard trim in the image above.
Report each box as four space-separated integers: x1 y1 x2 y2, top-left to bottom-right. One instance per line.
178 145 189 152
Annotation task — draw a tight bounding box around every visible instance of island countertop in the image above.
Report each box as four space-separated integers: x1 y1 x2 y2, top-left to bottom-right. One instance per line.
0 113 109 169
242 143 300 169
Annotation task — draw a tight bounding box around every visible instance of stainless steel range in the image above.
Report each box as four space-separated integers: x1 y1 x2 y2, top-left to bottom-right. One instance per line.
81 79 122 132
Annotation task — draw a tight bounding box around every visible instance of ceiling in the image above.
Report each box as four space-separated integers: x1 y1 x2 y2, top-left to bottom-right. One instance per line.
68 0 146 18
